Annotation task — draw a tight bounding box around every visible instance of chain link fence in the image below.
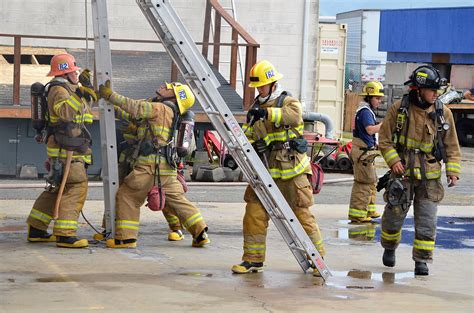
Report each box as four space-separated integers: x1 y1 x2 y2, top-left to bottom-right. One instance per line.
344 62 387 93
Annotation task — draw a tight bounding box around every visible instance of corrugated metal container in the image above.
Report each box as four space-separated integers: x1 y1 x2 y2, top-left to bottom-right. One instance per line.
450 65 474 89
314 23 347 136
380 7 474 64
336 10 387 84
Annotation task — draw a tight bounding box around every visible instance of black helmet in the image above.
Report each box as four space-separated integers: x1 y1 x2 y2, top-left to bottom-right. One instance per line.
404 65 445 90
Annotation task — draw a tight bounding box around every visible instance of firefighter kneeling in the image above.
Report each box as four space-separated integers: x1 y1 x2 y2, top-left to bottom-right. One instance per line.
98 80 210 248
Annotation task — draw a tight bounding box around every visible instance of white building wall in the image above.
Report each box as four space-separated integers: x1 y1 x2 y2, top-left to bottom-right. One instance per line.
0 0 320 110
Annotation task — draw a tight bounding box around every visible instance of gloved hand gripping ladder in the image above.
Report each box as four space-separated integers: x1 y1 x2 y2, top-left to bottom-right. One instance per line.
132 0 331 279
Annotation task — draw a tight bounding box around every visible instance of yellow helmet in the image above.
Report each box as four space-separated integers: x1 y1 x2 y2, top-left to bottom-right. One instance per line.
360 81 385 97
166 82 195 114
248 60 283 88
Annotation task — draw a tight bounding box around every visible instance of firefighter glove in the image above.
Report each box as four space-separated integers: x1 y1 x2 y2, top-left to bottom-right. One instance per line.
253 139 267 154
75 85 98 102
99 80 113 100
247 108 268 126
79 69 94 89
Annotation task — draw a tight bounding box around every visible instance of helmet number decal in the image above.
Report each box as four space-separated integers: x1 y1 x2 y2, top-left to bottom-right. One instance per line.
178 90 187 100
265 69 275 79
416 72 428 85
58 62 69 71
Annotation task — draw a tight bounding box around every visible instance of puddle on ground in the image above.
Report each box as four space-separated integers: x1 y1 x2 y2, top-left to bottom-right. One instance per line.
336 216 474 249
325 270 413 290
118 249 170 262
37 276 73 283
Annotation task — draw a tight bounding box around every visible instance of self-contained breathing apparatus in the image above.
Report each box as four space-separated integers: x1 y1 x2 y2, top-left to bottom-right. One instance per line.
31 81 92 190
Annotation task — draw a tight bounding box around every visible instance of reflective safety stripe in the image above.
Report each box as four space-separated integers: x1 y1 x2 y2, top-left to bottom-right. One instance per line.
367 204 377 213
348 208 367 218
123 133 136 140
183 212 203 229
47 147 92 164
381 230 401 241
243 243 266 255
312 239 324 251
261 124 304 146
446 162 461 173
405 168 441 180
413 239 435 251
53 96 82 115
399 135 433 153
29 208 53 224
54 220 78 230
268 107 282 125
165 215 180 225
269 154 310 180
73 113 93 124
116 220 139 230
137 125 171 140
383 148 399 164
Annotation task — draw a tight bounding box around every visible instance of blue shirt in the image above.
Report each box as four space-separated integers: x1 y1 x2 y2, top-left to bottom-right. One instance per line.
353 107 376 148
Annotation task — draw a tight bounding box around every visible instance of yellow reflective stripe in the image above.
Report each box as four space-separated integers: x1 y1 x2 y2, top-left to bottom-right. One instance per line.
367 204 377 213
165 216 180 225
123 133 136 140
30 208 53 224
136 154 168 164
183 212 203 229
73 114 93 124
260 124 304 145
413 239 435 251
446 162 461 173
150 125 171 139
269 154 310 180
398 136 433 153
383 148 399 163
405 168 441 180
269 107 282 125
313 239 324 250
381 230 401 241
348 208 367 218
46 148 91 164
116 220 139 230
54 220 78 229
159 169 178 176
243 243 266 254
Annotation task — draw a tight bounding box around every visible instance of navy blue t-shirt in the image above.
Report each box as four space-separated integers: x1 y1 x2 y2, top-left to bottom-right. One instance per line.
353 107 376 148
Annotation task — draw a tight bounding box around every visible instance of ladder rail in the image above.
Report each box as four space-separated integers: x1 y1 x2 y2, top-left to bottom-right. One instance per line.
136 0 331 280
91 0 119 237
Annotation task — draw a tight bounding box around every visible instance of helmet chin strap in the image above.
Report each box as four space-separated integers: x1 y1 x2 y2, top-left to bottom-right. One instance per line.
258 81 276 105
416 90 433 109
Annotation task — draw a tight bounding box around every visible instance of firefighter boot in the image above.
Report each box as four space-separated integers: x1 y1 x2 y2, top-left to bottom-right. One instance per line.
192 229 210 247
414 262 429 276
56 236 89 248
168 229 184 241
27 225 56 242
368 211 381 218
383 249 396 267
93 231 106 241
232 261 264 274
350 217 373 224
106 238 137 248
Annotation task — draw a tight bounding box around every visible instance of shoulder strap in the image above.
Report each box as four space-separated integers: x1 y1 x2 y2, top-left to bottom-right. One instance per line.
276 91 290 108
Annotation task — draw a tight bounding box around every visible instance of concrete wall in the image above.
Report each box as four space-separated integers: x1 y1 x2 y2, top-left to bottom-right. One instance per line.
0 0 320 111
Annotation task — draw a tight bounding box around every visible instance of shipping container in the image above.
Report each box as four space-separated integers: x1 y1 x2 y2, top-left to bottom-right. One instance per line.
314 23 347 136
336 9 387 88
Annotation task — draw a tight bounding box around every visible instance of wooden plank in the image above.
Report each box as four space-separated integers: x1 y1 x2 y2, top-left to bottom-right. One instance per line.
229 29 238 89
0 107 247 124
212 12 221 69
447 102 474 110
201 0 212 58
343 91 360 132
13 36 21 105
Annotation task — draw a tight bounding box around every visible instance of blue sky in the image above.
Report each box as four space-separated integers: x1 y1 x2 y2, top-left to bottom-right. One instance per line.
320 0 473 16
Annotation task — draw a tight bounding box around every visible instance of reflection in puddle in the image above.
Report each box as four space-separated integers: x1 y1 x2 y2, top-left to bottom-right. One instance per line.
178 272 213 277
326 270 413 289
337 216 474 249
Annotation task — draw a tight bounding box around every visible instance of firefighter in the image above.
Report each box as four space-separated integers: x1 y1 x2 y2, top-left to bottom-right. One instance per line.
26 53 96 248
231 60 325 275
93 106 185 242
348 81 384 223
98 80 209 248
379 65 461 276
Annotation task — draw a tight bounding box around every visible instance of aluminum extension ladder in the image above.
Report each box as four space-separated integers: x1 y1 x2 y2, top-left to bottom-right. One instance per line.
136 0 331 280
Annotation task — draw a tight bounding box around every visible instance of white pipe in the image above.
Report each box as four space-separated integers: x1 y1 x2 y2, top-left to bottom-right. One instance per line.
303 111 335 139
299 0 311 111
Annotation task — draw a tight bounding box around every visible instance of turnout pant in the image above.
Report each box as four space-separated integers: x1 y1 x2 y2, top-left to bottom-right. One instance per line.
381 179 443 262
27 161 88 237
114 164 206 240
242 174 325 263
348 138 379 220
